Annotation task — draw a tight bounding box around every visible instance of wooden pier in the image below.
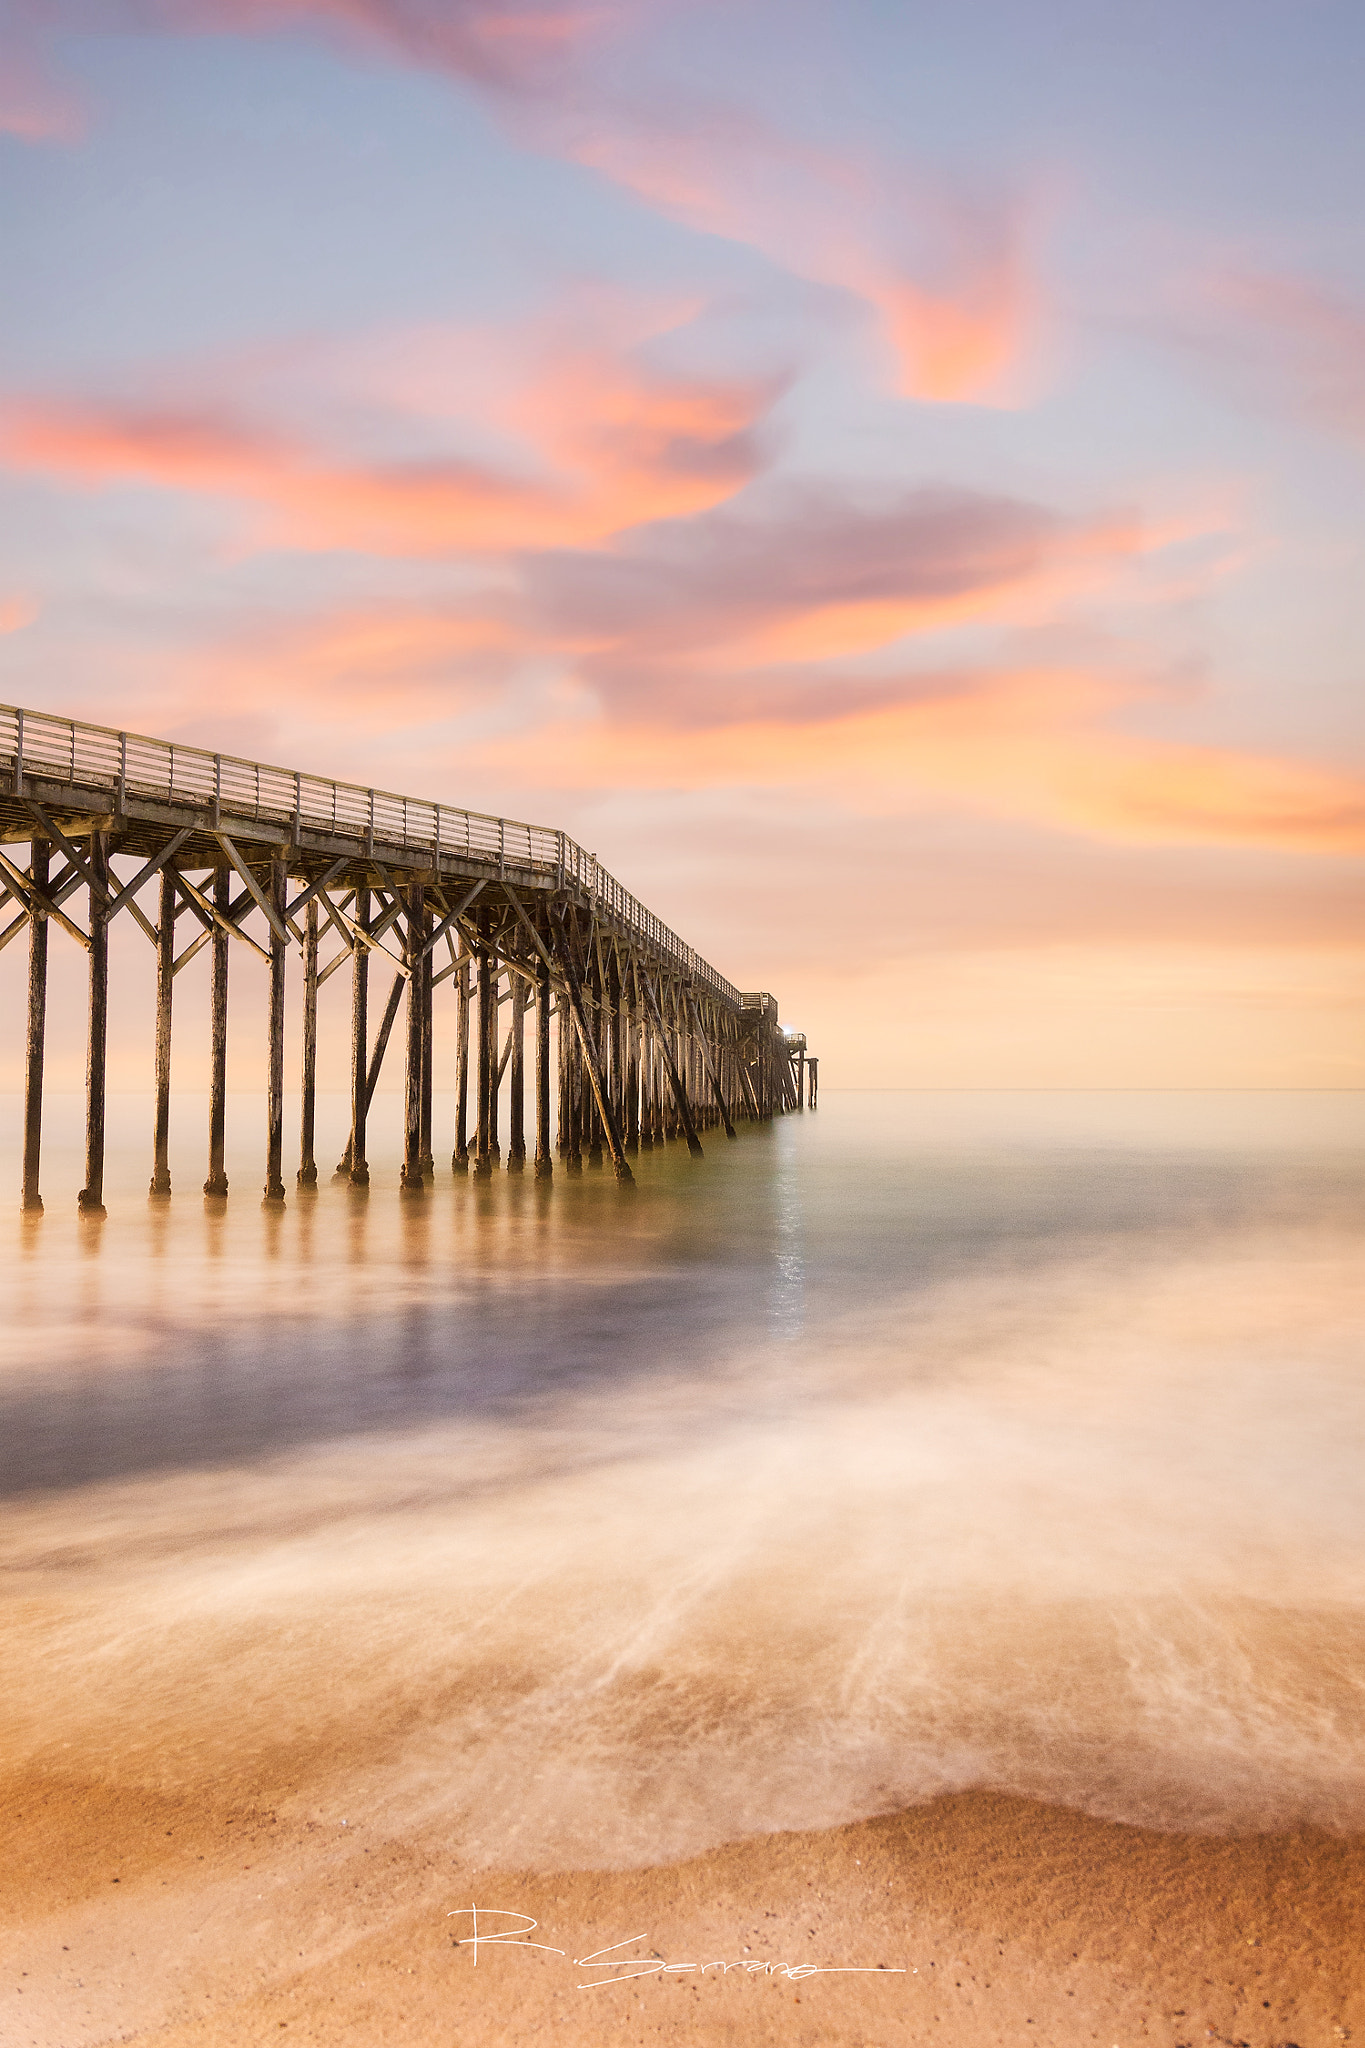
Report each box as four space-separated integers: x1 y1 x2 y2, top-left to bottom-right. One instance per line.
1 704 815 1212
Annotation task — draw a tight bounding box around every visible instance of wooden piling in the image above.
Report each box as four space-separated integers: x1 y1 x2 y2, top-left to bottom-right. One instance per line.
586 946 604 1169
348 883 370 1185
534 956 552 1178
553 911 633 1184
22 839 48 1214
204 864 230 1196
77 832 109 1217
149 864 175 1196
263 855 287 1204
642 973 702 1159
298 898 319 1187
508 971 526 1171
488 963 502 1166
474 940 494 1178
401 882 425 1193
453 955 470 1173
623 979 640 1155
690 994 737 1140
419 907 434 1177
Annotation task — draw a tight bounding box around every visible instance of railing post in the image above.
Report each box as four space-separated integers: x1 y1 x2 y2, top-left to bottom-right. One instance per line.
212 753 221 827
117 731 127 815
14 708 23 796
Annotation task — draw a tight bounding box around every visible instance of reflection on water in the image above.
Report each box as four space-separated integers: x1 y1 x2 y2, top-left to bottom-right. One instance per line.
2 1091 1363 1863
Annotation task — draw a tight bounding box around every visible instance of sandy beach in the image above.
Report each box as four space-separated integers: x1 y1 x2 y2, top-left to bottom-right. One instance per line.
5 1768 1362 2047
4 1098 1363 2046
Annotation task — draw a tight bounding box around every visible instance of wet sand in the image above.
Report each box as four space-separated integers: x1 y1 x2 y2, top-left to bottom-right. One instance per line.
5 1771 1361 2046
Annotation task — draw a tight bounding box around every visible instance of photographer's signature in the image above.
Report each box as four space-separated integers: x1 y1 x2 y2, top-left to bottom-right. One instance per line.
448 1907 907 1990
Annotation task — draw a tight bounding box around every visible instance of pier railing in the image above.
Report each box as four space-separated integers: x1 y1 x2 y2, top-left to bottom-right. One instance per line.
1 702 741 1009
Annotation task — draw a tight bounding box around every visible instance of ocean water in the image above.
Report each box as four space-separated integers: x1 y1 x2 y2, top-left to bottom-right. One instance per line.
2 1090 1363 1867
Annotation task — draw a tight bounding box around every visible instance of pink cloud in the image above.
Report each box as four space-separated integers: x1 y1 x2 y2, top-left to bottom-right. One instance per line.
1195 266 1365 446
37 0 607 93
21 4 1039 403
0 336 781 550
513 483 1159 705
0 31 85 140
569 114 1040 403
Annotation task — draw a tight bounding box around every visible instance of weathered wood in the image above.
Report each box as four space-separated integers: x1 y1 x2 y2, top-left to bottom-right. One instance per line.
535 955 552 1179
336 970 404 1179
553 909 633 1184
623 979 640 1155
488 963 502 1166
298 897 319 1187
204 864 230 1196
690 994 737 1140
474 940 495 1178
78 832 109 1217
150 864 175 1195
508 972 526 1171
347 883 371 1185
263 855 287 1204
586 944 605 1169
401 882 425 1194
453 956 470 1173
419 906 434 1177
638 1011 654 1149
641 972 703 1159
22 839 48 1213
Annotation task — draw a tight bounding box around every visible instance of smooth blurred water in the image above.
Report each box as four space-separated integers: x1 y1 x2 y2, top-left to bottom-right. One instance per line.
2 1091 1363 1862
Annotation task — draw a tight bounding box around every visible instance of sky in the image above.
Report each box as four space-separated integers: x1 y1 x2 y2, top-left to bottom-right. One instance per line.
2 0 1363 1086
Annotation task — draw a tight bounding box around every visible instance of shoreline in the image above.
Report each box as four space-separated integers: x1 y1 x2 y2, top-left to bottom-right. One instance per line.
5 1777 1361 2045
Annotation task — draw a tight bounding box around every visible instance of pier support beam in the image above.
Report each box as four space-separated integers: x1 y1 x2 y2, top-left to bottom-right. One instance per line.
204 864 229 1196
348 884 370 1185
643 974 702 1159
263 855 287 1205
419 909 434 1178
534 956 552 1179
553 910 633 1184
474 940 495 1178
489 966 502 1166
298 898 319 1187
149 866 174 1197
623 979 640 1155
453 956 470 1173
508 971 526 1171
690 996 736 1141
401 883 425 1193
78 832 109 1218
22 839 48 1214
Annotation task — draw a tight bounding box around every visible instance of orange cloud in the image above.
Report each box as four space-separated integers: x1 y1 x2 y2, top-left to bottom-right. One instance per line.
0 344 779 551
516 484 1180 699
569 118 1038 403
473 666 1365 858
0 594 37 633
